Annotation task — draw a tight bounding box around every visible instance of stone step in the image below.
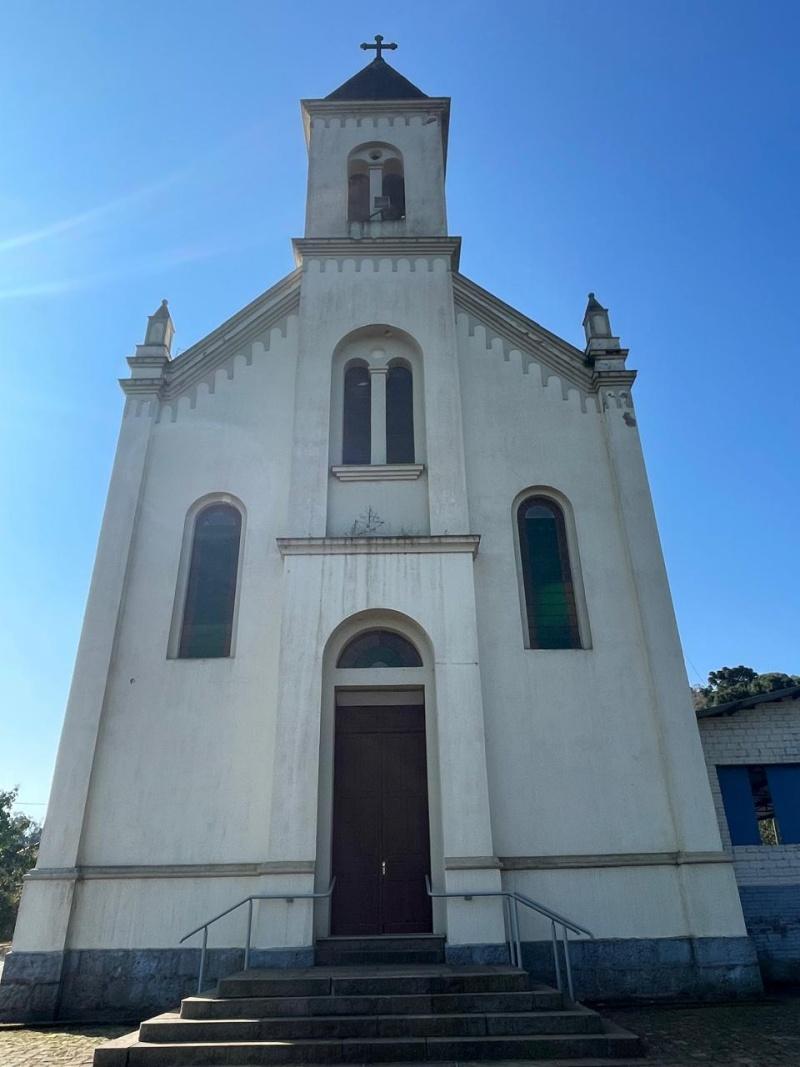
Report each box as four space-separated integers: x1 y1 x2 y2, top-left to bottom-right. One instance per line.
141 1008 603 1043
315 948 446 967
218 966 530 1000
95 1028 643 1063
315 936 446 950
181 987 564 1019
315 936 446 968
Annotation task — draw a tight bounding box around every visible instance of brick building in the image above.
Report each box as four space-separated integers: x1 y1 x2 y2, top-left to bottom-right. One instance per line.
698 686 800 982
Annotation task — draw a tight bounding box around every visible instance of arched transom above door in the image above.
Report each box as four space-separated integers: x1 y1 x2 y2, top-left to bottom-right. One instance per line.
337 629 423 669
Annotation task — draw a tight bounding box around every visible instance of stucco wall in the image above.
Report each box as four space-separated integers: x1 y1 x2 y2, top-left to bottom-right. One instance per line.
76 318 299 872
454 309 743 942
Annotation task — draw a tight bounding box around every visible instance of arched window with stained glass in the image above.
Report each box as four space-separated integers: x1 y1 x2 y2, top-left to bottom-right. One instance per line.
517 496 580 650
179 503 242 658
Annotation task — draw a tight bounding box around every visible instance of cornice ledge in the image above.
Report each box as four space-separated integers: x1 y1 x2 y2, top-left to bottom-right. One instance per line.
590 368 638 392
127 353 168 370
499 850 732 871
277 535 480 557
293 237 461 270
331 463 424 482
119 378 163 397
24 866 79 882
301 97 450 118
445 856 502 870
26 860 316 881
453 273 591 392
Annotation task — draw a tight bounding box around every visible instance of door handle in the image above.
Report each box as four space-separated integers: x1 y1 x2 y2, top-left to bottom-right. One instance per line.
381 860 387 877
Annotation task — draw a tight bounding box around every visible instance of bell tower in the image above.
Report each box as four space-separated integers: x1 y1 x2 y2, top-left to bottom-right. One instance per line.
301 39 450 238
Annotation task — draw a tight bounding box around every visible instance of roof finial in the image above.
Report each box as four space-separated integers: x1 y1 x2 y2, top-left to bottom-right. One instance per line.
360 34 398 61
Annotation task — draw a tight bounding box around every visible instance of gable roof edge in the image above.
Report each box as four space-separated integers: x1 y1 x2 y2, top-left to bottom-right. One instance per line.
452 272 592 393
162 269 301 398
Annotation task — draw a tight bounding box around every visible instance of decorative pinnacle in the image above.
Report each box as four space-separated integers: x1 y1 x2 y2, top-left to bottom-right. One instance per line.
360 34 398 60
143 297 174 352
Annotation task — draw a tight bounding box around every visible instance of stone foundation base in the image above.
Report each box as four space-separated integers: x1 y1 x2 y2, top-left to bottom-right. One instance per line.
447 936 762 1001
444 942 509 966
0 947 313 1022
0 936 762 1021
525 936 762 1001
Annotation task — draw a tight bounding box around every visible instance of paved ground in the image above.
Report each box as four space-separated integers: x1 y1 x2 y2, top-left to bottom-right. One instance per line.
0 991 798 1065
605 990 800 1065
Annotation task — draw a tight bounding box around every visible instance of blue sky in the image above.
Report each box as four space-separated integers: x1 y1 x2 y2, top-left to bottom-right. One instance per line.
1 0 798 819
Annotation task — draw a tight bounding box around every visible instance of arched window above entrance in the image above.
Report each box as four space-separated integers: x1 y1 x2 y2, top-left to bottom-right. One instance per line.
337 629 423 668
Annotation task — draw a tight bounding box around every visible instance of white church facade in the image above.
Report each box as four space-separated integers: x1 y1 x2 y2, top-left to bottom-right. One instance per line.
2 48 761 1021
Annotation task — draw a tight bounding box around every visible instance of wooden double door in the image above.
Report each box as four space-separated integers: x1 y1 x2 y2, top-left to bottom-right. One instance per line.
331 704 432 935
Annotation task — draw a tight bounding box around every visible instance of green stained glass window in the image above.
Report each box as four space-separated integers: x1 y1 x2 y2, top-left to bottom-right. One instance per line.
179 504 242 658
337 629 422 668
517 498 580 649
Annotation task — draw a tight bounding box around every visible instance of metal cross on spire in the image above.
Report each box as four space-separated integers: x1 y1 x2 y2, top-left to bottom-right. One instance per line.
360 34 398 60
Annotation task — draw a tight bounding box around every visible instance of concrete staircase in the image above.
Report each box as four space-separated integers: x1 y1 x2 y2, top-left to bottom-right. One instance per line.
93 937 642 1065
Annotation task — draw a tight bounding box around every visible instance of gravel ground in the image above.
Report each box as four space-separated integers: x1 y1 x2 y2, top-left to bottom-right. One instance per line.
0 1024 130 1066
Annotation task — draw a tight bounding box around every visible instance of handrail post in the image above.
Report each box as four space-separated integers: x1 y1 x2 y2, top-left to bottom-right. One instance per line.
510 895 521 971
506 896 518 967
198 927 208 994
183 881 336 995
563 926 574 1003
551 920 562 995
501 895 510 965
422 879 589 997
244 898 253 971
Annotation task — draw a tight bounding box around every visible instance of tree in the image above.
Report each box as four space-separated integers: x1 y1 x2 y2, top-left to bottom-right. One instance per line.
695 665 800 709
0 788 41 941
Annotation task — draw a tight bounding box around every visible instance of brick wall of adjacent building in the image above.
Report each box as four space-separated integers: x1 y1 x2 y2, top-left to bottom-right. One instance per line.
698 696 800 982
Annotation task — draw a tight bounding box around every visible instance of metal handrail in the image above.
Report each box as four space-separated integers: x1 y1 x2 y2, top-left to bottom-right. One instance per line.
179 878 336 993
425 876 593 1002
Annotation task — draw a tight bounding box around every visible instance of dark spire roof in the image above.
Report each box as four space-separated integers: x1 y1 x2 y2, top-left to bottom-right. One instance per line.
326 57 428 102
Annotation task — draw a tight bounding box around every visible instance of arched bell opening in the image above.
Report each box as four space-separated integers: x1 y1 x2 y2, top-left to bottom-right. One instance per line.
346 143 405 224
